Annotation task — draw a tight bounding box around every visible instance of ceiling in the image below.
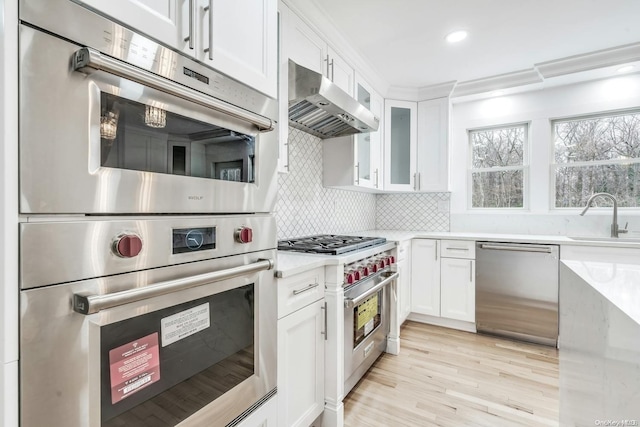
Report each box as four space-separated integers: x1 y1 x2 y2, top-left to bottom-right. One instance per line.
306 0 640 89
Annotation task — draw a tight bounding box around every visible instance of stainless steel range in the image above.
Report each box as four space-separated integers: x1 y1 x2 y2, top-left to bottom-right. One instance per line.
278 234 399 402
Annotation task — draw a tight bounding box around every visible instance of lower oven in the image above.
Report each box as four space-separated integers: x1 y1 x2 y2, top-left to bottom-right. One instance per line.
343 269 398 394
19 215 276 427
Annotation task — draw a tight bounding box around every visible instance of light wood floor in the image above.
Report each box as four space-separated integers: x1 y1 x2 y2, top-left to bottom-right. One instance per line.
343 321 559 427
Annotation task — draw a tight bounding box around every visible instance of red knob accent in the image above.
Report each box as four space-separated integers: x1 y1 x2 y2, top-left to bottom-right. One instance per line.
377 260 385 269
389 256 396 264
371 264 379 273
235 227 253 244
344 272 355 285
362 266 370 276
353 270 361 281
115 234 143 258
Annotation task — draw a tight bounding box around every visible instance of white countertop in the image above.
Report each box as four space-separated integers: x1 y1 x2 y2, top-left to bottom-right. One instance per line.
562 259 640 325
275 229 640 277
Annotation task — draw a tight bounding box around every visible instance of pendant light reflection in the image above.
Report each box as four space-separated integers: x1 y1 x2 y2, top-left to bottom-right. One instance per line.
145 105 167 128
100 110 119 140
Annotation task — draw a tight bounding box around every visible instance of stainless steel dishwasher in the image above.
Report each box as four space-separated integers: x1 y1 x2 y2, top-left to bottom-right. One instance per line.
475 242 559 347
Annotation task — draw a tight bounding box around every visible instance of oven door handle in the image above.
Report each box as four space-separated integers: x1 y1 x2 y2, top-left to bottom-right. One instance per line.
344 272 399 309
73 258 274 315
72 47 274 132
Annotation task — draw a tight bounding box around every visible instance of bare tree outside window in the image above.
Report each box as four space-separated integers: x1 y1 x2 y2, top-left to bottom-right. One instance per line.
469 125 527 208
554 112 640 207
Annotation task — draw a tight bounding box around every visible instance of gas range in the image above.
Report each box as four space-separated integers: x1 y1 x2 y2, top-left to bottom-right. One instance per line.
277 234 387 255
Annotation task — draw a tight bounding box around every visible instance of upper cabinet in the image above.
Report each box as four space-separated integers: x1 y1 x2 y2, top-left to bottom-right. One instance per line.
383 97 449 192
384 99 417 192
327 46 354 96
76 0 277 98
323 76 383 191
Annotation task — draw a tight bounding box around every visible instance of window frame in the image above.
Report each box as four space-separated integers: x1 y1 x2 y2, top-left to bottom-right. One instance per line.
550 108 640 210
467 122 530 210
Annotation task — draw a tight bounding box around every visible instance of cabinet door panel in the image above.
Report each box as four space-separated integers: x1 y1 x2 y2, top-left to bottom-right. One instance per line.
441 258 475 322
328 47 353 96
285 9 327 75
417 98 449 191
411 239 440 316
384 99 417 192
277 300 325 427
76 0 191 54
202 0 277 97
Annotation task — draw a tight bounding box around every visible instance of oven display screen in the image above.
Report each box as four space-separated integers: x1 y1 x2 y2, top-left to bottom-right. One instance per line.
172 227 215 254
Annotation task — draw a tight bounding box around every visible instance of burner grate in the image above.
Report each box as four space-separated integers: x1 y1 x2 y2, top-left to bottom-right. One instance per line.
278 235 387 255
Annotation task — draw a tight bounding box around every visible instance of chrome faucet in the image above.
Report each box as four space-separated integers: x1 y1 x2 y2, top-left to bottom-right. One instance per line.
580 192 628 238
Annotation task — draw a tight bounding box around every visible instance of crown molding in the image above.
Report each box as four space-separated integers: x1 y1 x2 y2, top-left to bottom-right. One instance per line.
536 42 640 78
418 81 457 100
451 68 543 98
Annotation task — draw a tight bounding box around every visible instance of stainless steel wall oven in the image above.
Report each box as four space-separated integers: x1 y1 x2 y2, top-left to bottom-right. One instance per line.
20 215 277 427
19 0 278 215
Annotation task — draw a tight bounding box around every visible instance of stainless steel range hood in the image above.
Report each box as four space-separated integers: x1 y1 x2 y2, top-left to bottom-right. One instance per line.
288 60 379 139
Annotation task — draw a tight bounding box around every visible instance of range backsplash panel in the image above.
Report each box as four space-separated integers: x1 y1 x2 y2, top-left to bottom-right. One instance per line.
376 193 450 231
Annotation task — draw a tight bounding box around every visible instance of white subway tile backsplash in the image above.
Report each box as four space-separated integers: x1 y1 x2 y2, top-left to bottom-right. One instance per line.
376 193 450 231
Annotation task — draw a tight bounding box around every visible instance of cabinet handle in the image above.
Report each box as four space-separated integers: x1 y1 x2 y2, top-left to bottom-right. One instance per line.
374 169 379 188
184 0 194 49
418 172 421 191
435 241 438 261
355 162 360 185
413 173 417 191
321 302 327 341
325 54 330 77
330 59 335 81
292 282 319 295
469 260 473 282
446 247 469 251
203 0 213 60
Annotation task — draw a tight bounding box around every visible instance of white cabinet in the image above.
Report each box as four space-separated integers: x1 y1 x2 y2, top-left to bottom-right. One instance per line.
78 0 277 98
440 258 475 322
199 0 278 97
397 240 412 324
410 239 475 324
383 97 449 192
417 98 449 192
281 5 353 95
410 239 440 317
384 99 417 191
323 77 383 191
76 0 191 55
277 268 325 427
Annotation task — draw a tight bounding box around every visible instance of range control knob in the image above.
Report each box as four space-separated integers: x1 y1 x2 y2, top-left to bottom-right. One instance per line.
344 272 355 285
377 259 386 269
235 227 253 244
113 234 143 258
353 270 362 281
361 266 370 277
389 256 396 265
370 263 379 273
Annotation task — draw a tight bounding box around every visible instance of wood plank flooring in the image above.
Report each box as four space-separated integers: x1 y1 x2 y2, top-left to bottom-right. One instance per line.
343 321 559 427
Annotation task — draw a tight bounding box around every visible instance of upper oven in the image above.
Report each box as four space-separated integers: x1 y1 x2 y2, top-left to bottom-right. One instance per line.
19 0 278 215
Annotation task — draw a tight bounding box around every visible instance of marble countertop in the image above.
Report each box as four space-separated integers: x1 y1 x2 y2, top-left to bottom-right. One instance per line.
275 229 640 277
562 259 640 325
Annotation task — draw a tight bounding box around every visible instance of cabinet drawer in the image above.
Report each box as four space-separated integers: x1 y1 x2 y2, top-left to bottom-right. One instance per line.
440 239 475 259
277 267 325 319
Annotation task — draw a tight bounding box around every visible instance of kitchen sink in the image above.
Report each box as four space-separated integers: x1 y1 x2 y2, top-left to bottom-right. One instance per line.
567 236 640 243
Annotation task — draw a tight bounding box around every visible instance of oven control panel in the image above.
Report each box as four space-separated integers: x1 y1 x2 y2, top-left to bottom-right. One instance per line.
343 252 395 286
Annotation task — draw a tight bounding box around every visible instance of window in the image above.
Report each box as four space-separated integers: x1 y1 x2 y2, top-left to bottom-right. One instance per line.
553 111 640 208
469 124 528 208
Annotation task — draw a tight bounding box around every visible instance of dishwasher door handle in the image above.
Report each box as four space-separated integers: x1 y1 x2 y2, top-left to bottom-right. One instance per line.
479 243 553 254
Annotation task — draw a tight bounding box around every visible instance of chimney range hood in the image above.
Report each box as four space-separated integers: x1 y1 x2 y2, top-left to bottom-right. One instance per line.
288 60 379 139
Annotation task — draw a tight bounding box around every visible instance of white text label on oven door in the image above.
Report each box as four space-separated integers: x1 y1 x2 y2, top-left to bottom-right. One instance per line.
364 318 374 336
161 303 210 347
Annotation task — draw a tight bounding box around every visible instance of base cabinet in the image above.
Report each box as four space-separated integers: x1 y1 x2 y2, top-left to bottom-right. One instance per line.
411 239 475 324
277 266 325 427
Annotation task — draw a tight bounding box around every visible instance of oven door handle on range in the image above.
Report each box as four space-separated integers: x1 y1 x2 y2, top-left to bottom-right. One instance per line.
73 258 274 315
344 271 399 309
72 47 274 132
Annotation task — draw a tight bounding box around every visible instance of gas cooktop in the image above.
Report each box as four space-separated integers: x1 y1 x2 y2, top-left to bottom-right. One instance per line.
277 234 387 255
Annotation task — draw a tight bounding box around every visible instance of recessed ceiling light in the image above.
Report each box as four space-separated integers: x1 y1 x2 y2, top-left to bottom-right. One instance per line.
617 65 635 73
446 30 468 43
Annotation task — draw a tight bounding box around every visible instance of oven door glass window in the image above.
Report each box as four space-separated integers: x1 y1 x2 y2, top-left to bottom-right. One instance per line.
353 290 382 347
100 93 255 183
100 284 255 426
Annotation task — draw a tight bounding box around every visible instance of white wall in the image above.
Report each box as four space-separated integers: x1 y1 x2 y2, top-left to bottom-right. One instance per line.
0 0 20 426
450 74 640 236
